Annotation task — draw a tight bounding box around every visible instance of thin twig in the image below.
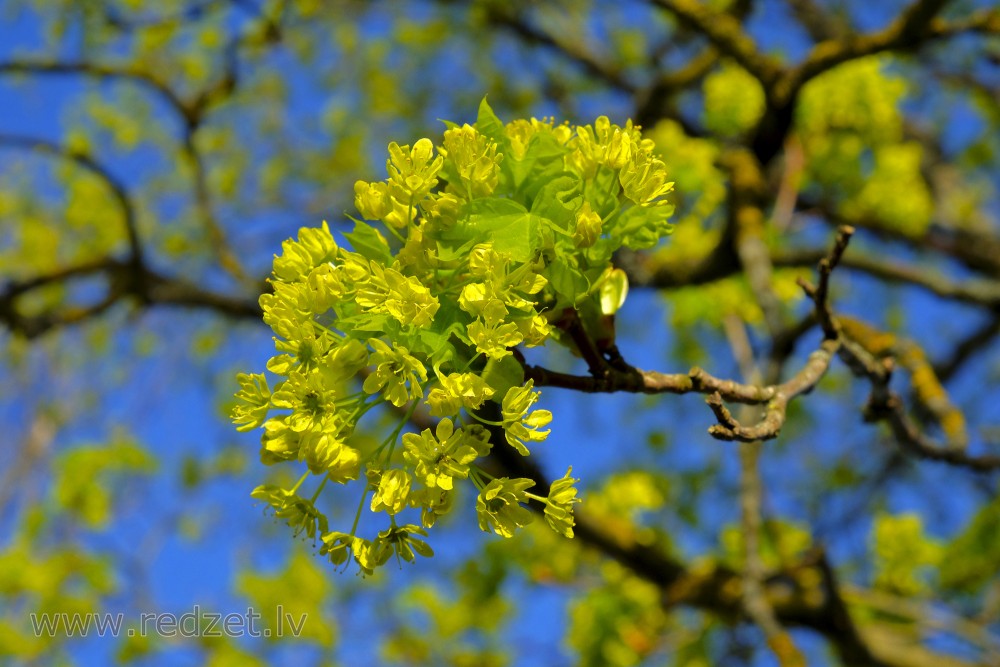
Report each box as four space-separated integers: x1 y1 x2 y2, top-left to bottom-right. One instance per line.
797 225 854 339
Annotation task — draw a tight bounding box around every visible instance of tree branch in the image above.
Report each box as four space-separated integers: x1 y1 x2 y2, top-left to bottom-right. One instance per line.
0 8 269 284
0 60 190 121
933 314 1000 382
721 315 808 666
528 229 853 442
835 334 1000 471
0 133 144 268
0 257 262 339
782 1 995 103
634 47 716 129
630 239 1000 313
649 0 782 87
774 247 1000 310
485 8 634 93
797 225 854 339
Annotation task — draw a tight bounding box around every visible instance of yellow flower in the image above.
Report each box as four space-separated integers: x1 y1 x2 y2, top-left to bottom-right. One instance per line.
476 477 535 538
402 418 486 490
515 313 552 347
357 264 440 327
619 151 674 205
251 485 328 541
573 201 603 248
426 372 495 417
299 427 360 482
468 319 523 361
354 180 392 220
544 467 580 538
272 221 339 282
370 469 412 515
386 138 442 203
441 124 503 197
305 263 347 313
384 269 439 327
371 524 434 564
260 415 300 464
271 369 338 433
421 191 463 228
408 487 454 529
319 531 355 566
501 380 552 455
362 338 427 407
232 373 270 432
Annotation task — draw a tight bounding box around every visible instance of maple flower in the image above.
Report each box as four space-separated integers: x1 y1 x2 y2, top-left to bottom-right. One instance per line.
421 191 463 228
370 469 412 516
425 373 495 417
232 373 270 432
269 331 325 375
354 180 393 220
402 418 484 490
305 262 347 313
424 384 461 417
319 530 356 567
505 117 572 159
351 537 380 576
260 415 301 464
468 319 523 361
384 269 440 327
251 485 328 541
515 313 552 347
386 138 443 203
271 369 338 434
573 201 603 248
476 477 535 538
441 124 503 197
371 524 434 565
260 281 312 341
236 103 684 565
357 264 440 327
545 467 581 538
272 221 339 282
575 116 634 169
299 427 361 482
408 487 455 529
468 243 506 278
362 338 427 407
501 380 553 455
619 151 674 205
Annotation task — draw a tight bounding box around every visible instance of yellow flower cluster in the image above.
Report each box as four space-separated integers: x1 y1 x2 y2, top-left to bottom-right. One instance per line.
235 101 677 574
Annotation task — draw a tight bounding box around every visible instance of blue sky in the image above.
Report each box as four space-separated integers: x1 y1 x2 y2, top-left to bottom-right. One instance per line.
1 2 998 666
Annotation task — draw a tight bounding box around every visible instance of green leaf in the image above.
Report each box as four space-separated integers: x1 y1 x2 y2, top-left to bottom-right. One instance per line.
546 254 590 306
609 203 675 250
337 313 394 335
507 131 568 192
586 165 622 218
530 173 583 229
939 496 1000 593
518 152 569 204
582 237 616 266
435 237 477 262
482 354 524 402
476 97 505 143
415 327 457 364
344 219 393 264
447 198 541 262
